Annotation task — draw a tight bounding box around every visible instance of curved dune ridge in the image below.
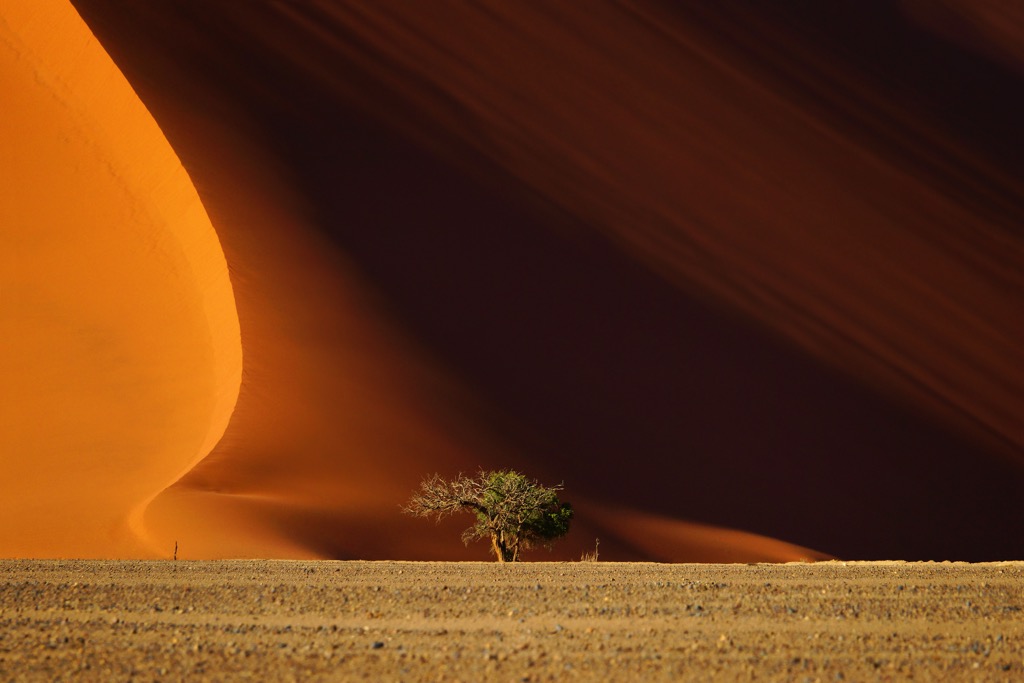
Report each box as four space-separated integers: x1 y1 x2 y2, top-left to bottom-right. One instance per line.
0 1 240 557
5 0 1023 561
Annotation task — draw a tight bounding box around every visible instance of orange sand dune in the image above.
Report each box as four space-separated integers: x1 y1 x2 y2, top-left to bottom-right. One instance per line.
0 1 239 556
3 0 718 563
6 0 1023 561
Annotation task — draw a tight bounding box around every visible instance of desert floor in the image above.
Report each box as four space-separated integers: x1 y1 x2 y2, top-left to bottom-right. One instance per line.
1 560 1022 681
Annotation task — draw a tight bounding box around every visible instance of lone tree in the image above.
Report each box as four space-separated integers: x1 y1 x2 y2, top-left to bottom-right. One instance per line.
404 470 573 562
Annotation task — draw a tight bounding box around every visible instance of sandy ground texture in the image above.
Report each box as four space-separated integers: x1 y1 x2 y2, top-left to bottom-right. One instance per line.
1 561 1023 681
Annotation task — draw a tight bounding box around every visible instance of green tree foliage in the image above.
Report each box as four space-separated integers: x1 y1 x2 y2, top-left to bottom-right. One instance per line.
404 470 573 562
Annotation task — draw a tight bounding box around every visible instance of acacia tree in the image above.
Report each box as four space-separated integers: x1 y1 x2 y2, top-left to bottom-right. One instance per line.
404 470 573 562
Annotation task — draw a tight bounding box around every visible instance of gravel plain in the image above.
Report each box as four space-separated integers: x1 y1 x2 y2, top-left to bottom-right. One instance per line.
1 560 1023 681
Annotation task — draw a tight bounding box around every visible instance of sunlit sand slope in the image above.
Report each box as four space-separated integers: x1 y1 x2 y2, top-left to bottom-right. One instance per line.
0 1 240 557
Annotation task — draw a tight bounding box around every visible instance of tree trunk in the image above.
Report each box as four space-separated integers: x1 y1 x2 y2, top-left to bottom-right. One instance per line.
491 534 506 562
491 533 517 562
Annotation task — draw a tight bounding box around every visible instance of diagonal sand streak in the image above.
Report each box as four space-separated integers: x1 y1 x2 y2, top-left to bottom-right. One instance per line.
0 1 240 556
310 1 1022 456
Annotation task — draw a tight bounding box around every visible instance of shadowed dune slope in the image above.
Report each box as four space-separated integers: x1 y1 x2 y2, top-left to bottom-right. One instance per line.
0 1 240 557
51 0 1024 560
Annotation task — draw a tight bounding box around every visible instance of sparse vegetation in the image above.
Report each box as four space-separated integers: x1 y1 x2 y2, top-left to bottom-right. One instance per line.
580 538 600 562
404 470 573 562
